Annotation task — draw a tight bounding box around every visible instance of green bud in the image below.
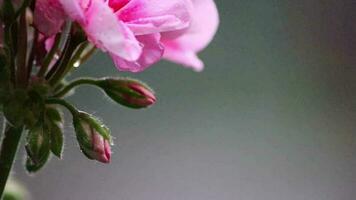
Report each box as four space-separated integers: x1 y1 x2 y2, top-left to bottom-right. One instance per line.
45 106 64 158
48 122 63 158
73 112 112 163
97 78 156 109
25 124 51 173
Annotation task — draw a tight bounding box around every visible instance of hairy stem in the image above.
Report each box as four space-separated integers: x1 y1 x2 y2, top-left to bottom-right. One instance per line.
45 35 72 81
0 121 23 199
53 78 99 98
37 33 61 77
26 29 38 80
16 13 28 88
46 98 79 116
48 41 84 86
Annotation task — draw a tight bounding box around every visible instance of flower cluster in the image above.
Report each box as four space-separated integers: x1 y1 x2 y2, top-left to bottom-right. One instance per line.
0 0 218 195
35 0 219 72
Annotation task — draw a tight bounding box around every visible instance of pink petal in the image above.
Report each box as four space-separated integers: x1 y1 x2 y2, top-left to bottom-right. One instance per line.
34 0 67 36
91 131 110 163
162 0 219 71
92 131 105 155
59 0 142 61
58 0 86 22
109 0 130 11
44 36 56 52
117 0 193 35
104 140 112 162
162 39 204 71
112 33 164 72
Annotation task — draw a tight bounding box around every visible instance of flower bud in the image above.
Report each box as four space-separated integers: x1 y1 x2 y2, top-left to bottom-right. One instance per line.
73 112 112 163
97 78 156 109
25 124 51 173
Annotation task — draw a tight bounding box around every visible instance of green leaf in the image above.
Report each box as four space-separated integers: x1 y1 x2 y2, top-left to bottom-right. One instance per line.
25 125 51 173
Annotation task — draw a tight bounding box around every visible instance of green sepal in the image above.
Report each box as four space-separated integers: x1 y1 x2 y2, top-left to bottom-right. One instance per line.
45 106 64 158
29 77 50 98
24 90 45 128
48 121 63 158
25 124 51 173
45 106 63 123
73 117 92 151
77 112 111 141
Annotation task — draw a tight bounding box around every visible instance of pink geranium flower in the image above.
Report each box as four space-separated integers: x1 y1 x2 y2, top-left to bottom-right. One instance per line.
34 0 219 72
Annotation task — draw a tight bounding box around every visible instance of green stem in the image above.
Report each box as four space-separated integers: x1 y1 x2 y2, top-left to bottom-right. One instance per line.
52 78 99 98
0 121 23 199
37 33 61 78
27 29 38 80
78 45 96 65
46 98 78 116
4 25 15 87
48 42 85 86
16 13 28 88
65 43 87 70
45 35 73 81
14 0 31 19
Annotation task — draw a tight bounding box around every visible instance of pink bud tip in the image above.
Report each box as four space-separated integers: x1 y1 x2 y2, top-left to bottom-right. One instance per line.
91 130 111 164
128 83 156 107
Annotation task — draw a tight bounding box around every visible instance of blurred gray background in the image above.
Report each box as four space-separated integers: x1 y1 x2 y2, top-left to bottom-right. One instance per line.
13 0 356 199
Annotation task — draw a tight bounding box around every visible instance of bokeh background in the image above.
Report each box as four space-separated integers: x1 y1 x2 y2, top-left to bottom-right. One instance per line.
12 0 356 199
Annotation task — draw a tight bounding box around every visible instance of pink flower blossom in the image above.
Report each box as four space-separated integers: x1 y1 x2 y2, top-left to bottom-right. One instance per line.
34 0 218 72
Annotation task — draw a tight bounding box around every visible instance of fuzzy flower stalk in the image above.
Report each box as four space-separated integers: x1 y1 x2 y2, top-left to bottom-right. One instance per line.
0 0 219 198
